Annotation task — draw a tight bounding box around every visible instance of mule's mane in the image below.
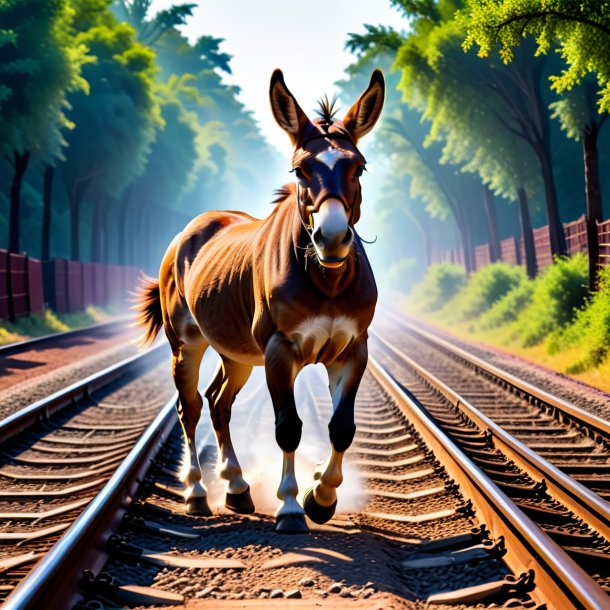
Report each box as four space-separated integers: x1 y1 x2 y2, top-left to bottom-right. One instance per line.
315 94 339 130
272 183 296 206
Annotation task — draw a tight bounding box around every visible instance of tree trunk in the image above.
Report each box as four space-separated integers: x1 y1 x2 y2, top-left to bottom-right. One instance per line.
8 150 31 253
482 184 500 262
102 200 115 264
118 191 133 265
517 187 537 279
535 142 567 258
583 123 603 291
90 199 105 263
69 192 82 261
41 165 54 260
456 207 474 274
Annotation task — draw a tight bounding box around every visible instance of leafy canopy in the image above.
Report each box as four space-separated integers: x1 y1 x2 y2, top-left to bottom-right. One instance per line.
463 0 610 112
0 0 88 160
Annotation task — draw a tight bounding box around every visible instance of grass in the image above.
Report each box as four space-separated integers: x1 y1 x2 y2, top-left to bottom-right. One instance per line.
405 306 610 393
0 306 110 346
403 256 609 393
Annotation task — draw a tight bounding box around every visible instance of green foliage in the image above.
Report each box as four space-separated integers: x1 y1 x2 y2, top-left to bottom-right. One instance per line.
550 76 604 141
64 17 161 198
515 253 589 347
547 265 610 371
443 262 526 321
409 262 466 311
478 278 534 329
463 0 610 112
0 306 107 345
0 0 87 160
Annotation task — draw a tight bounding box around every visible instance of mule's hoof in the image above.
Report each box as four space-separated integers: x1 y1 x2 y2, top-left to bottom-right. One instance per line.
303 487 336 524
225 486 255 514
185 496 212 516
275 513 309 534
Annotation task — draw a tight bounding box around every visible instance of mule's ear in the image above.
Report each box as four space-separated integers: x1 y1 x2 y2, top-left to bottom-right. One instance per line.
269 69 309 146
343 69 385 142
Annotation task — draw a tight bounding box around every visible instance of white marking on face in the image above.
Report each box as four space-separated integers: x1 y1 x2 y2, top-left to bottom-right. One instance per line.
316 148 347 170
291 315 358 360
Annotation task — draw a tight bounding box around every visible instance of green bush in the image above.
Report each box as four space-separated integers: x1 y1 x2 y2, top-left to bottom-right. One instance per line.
445 263 526 321
516 254 589 347
479 279 534 330
408 262 466 312
0 306 107 346
548 265 610 372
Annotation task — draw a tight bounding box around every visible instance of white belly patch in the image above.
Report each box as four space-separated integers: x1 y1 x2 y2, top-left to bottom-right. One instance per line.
291 315 359 362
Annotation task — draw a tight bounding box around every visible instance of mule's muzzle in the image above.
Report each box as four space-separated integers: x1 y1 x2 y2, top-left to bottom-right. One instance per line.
311 199 354 268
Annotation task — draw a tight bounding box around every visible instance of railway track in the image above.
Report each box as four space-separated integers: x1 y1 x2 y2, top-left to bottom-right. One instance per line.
0 340 170 601
4 340 608 609
376 313 610 502
0 317 144 419
0 318 128 358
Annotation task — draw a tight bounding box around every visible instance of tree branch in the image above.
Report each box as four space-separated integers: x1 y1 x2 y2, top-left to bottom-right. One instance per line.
493 10 610 38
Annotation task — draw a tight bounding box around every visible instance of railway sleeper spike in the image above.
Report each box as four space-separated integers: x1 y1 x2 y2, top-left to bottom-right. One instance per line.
456 499 475 518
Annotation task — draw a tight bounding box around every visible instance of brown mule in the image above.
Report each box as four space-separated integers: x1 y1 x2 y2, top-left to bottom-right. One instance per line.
135 68 384 533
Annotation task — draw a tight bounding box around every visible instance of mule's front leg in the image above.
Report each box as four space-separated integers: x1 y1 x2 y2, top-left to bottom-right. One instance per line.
265 333 307 534
304 340 367 524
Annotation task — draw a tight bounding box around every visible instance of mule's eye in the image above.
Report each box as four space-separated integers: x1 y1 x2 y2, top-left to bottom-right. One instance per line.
355 165 366 178
292 167 305 180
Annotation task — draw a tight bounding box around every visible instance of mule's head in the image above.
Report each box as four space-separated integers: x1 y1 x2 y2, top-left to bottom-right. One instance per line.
270 69 385 268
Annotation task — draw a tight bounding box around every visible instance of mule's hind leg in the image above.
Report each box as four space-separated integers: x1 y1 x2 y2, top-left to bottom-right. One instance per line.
304 340 368 524
172 340 211 515
205 356 254 514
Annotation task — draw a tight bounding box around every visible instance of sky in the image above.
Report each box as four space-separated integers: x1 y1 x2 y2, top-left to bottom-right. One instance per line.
150 0 406 160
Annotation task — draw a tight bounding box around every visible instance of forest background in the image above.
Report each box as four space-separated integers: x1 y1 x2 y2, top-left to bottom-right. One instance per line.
1 0 609 385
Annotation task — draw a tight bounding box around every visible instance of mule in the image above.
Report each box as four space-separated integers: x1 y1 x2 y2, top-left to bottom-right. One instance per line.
135 68 384 533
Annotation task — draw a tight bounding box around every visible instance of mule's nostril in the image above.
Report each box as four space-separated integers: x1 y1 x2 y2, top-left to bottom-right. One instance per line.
341 227 354 246
313 227 325 247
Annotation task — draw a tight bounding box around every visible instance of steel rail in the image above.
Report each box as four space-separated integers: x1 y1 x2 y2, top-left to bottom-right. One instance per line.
372 330 610 541
2 394 178 610
368 355 609 610
383 310 610 441
0 317 130 358
0 340 168 444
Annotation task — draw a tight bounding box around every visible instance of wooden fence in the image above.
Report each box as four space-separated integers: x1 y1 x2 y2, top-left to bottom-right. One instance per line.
435 215 610 275
0 249 141 321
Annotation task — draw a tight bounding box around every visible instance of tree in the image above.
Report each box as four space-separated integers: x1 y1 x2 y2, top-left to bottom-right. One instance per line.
343 1 571 279
111 0 196 45
394 4 567 256
465 0 610 285
551 77 608 288
394 15 544 275
463 0 610 112
62 11 161 260
112 79 200 266
0 0 86 253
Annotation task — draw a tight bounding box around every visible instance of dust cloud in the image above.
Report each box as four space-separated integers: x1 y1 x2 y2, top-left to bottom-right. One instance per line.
180 351 368 516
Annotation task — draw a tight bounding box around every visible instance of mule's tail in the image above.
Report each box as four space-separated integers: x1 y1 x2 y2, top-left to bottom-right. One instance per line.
132 274 164 347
